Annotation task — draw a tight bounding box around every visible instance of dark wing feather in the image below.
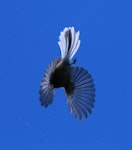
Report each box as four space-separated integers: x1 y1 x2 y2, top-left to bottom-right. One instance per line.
39 57 61 107
65 66 95 120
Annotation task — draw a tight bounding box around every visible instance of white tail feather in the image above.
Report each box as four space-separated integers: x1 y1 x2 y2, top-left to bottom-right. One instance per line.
58 27 80 61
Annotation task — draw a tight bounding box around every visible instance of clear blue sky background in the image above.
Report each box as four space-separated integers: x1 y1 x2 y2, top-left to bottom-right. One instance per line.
0 0 132 150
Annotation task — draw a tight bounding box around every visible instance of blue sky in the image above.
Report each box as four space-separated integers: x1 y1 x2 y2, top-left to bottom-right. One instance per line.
0 0 132 150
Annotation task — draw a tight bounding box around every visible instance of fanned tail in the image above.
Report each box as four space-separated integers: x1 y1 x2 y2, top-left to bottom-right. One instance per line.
65 66 96 120
58 27 80 62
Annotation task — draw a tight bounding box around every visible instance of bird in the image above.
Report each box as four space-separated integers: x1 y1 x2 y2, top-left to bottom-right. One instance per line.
39 27 95 120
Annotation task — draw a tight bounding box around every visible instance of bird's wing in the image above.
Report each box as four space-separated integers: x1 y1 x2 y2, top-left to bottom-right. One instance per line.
39 57 61 107
65 66 95 120
58 27 80 61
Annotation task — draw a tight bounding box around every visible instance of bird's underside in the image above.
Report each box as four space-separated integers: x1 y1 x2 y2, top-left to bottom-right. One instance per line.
50 62 71 88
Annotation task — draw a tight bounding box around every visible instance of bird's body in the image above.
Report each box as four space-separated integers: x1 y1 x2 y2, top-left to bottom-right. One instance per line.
50 60 71 88
39 27 95 120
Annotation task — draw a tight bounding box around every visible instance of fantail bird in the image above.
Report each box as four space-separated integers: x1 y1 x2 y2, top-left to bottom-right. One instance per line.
39 27 95 120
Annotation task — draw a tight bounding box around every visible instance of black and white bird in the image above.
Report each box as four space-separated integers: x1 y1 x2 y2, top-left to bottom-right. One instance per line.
39 27 95 120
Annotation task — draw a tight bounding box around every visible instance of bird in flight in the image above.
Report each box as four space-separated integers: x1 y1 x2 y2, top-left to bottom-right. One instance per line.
39 27 95 120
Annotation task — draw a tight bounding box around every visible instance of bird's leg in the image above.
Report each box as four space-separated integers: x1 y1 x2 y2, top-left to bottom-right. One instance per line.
70 58 77 65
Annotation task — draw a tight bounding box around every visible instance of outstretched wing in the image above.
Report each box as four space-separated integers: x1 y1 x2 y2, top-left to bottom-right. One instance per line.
39 57 61 107
65 66 95 120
